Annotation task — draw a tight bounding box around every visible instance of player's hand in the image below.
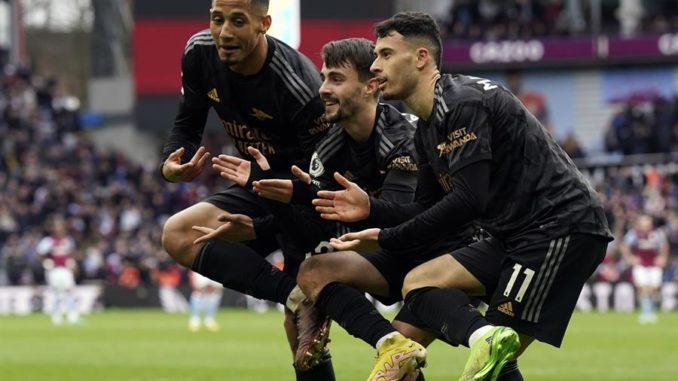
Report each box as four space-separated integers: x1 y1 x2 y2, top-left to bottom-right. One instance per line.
313 172 369 222
212 146 271 186
247 146 271 171
252 179 294 203
192 213 256 243
291 165 312 184
251 164 313 203
655 256 667 268
329 228 381 252
162 146 211 182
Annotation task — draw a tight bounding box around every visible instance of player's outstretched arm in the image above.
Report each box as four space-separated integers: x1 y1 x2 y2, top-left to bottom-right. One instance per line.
162 146 211 182
312 172 370 222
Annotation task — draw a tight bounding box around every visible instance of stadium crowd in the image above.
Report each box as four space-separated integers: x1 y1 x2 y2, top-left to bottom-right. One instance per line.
604 95 678 155
587 162 678 285
0 61 677 308
441 0 678 41
0 63 227 290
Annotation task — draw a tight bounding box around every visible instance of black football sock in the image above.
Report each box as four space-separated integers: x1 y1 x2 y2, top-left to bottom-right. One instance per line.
404 287 487 347
294 350 336 381
315 282 395 347
192 240 296 304
497 360 523 380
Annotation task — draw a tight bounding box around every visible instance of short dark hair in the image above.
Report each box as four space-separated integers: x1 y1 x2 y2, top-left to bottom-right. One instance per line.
375 11 442 68
250 0 269 13
321 38 376 81
212 0 269 13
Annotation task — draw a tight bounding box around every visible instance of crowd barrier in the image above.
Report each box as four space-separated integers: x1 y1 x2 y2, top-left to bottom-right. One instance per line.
577 282 677 312
0 282 676 315
0 284 246 315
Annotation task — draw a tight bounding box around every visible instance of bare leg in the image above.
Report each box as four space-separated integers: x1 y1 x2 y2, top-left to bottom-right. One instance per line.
161 202 231 267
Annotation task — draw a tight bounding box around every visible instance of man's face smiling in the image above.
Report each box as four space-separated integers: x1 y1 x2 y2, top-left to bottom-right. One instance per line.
319 62 365 123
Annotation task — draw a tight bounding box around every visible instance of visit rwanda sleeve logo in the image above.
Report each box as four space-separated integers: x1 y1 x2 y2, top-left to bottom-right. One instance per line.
436 127 478 156
387 156 418 171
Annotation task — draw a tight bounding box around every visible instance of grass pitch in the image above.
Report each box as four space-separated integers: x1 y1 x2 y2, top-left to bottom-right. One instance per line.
1 309 677 380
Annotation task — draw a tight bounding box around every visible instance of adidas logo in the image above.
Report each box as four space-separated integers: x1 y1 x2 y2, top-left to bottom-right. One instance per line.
207 88 220 102
497 301 514 317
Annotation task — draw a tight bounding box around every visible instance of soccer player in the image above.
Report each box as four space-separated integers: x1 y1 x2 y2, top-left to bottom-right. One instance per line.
37 216 80 326
159 1 329 379
619 214 669 324
314 12 614 381
188 271 223 332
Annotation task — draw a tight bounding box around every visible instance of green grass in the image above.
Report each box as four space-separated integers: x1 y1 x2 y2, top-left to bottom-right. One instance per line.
1 309 677 380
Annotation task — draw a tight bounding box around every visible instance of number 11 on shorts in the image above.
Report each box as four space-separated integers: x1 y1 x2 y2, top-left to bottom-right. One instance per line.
504 263 535 302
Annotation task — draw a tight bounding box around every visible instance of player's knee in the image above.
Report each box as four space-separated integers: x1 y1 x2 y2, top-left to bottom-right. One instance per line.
297 256 328 297
161 214 196 267
401 268 425 298
296 258 315 293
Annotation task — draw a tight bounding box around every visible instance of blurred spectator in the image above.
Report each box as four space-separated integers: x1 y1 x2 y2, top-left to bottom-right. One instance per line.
118 258 141 289
81 239 106 280
153 261 187 313
187 271 223 332
440 0 678 41
603 97 678 156
504 69 554 133
560 133 586 159
3 234 29 285
653 97 674 154
447 0 479 39
616 0 644 37
36 216 80 325
596 244 623 283
619 214 669 323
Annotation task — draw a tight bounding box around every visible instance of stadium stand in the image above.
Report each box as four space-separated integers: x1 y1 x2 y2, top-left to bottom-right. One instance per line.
2 0 678 315
0 64 225 294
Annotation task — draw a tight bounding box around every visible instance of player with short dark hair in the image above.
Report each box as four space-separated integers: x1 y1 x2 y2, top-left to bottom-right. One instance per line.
158 1 330 380
315 11 613 381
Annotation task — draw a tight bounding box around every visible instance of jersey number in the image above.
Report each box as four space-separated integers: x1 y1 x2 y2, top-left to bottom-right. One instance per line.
503 264 535 302
468 76 498 91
